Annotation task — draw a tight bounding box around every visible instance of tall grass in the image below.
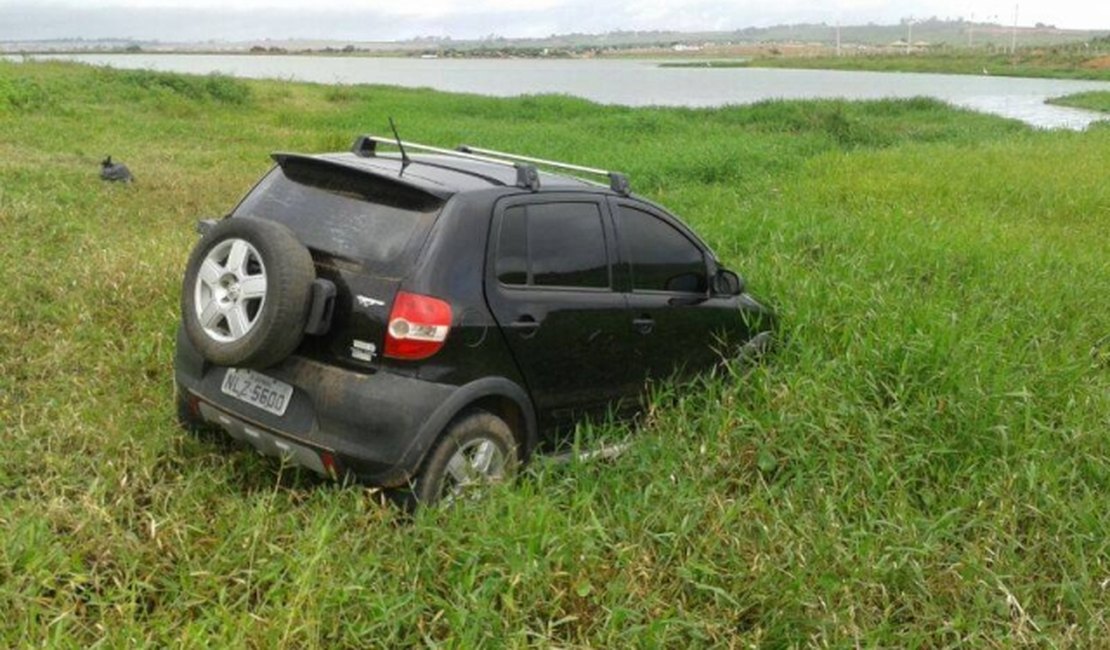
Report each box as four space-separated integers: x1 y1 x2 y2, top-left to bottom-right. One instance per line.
1048 90 1110 113
1 60 1107 646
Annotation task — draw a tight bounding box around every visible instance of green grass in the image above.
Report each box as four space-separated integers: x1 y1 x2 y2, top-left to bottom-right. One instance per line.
1 60 1108 646
1048 90 1110 113
668 48 1110 81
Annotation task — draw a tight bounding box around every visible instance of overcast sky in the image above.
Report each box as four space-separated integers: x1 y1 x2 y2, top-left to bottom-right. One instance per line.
2 0 1108 42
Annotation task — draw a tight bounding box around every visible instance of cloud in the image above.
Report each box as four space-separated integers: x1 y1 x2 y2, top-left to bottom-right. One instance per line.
1 0 1106 41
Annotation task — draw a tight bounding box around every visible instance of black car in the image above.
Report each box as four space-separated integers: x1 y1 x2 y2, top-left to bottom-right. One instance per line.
174 135 775 505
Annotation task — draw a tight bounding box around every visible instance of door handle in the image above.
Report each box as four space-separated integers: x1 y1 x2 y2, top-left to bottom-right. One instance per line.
668 295 707 307
508 315 540 338
632 316 654 334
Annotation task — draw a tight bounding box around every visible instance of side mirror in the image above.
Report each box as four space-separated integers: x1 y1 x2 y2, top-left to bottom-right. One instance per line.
712 269 745 296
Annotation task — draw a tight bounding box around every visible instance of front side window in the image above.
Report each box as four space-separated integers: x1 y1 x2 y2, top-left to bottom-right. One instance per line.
618 205 707 293
496 202 609 289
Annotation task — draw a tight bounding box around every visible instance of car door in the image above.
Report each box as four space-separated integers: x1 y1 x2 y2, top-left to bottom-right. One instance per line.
611 199 740 382
485 195 636 433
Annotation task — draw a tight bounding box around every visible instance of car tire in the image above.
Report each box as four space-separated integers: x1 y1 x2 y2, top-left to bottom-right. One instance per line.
181 217 315 369
394 410 520 509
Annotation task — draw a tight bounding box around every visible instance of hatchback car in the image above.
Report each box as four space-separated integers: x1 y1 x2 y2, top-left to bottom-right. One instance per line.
174 135 775 505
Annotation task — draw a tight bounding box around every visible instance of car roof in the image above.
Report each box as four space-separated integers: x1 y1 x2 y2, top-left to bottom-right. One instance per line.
301 151 598 198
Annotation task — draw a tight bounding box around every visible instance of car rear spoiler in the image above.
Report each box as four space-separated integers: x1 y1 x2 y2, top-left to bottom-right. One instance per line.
270 152 453 202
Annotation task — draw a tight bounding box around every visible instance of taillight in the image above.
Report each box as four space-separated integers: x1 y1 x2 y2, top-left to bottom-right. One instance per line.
186 393 201 418
320 451 341 480
384 291 453 360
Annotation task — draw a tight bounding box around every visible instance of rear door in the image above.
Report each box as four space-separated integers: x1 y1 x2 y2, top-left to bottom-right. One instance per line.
485 195 635 432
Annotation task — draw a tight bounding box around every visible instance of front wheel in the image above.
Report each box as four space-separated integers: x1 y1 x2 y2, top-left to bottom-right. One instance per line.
397 410 519 509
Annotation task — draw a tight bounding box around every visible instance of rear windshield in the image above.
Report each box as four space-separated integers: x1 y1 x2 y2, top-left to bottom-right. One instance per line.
233 159 443 274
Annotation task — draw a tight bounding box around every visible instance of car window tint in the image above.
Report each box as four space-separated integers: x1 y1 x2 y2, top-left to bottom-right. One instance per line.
527 202 609 289
619 206 707 293
236 162 441 275
496 206 528 285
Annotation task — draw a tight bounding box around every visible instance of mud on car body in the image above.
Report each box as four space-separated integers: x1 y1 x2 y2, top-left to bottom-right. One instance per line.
174 135 775 506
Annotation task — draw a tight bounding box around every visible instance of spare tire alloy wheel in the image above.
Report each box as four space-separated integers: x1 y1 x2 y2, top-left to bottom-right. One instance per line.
195 238 267 343
182 218 315 369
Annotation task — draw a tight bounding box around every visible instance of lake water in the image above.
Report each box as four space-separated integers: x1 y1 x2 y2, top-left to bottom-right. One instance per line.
21 53 1110 130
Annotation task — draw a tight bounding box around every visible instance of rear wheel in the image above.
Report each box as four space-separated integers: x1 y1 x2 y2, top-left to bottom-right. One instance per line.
394 410 519 509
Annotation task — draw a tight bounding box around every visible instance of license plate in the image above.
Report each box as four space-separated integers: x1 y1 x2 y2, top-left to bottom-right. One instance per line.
221 369 293 417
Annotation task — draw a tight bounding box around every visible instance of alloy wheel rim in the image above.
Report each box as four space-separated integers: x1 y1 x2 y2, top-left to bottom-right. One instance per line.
441 438 507 503
194 238 268 343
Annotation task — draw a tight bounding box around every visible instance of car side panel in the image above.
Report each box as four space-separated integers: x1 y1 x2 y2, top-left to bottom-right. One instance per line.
400 191 532 389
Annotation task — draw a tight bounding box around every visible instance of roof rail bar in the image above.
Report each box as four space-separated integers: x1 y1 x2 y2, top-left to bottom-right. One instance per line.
459 144 630 196
350 135 630 195
353 135 540 191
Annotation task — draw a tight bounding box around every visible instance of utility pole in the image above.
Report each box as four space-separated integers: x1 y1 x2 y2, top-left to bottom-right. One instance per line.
836 20 842 57
1011 4 1019 54
906 18 913 54
968 13 975 48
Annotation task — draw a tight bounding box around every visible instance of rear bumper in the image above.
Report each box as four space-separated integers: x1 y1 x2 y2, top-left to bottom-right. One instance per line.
174 326 456 486
196 400 332 476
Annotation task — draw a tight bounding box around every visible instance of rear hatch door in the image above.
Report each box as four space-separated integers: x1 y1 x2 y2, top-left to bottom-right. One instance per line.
231 156 445 370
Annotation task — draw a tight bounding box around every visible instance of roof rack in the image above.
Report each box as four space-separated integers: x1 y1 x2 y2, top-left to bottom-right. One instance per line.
351 135 630 196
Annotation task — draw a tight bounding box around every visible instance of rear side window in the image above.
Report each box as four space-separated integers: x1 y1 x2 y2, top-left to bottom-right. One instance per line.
234 161 442 274
618 206 707 293
496 202 609 289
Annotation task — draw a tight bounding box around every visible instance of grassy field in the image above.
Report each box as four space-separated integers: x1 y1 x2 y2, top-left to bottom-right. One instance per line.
1 61 1108 646
664 47 1110 82
1048 90 1110 113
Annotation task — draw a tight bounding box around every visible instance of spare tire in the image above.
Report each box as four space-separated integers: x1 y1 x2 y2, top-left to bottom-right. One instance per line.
181 217 315 369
